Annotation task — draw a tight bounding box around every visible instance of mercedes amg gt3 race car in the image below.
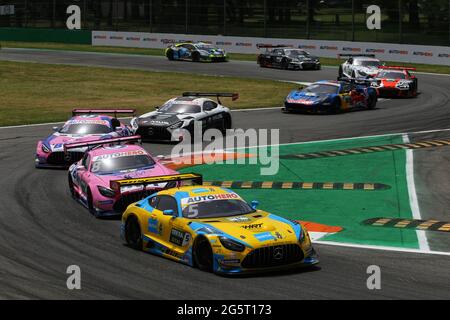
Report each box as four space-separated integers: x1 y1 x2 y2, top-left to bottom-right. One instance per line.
165 42 228 62
120 173 318 275
338 54 382 79
35 109 134 168
283 79 378 113
372 66 418 98
66 136 178 217
257 45 321 70
130 92 237 142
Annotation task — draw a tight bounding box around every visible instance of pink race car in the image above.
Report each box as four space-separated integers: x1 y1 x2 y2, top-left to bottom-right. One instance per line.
35 109 135 168
66 136 179 217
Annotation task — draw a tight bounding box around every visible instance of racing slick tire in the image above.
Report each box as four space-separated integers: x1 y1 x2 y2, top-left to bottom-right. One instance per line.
367 94 377 109
338 66 344 78
68 174 76 198
192 51 201 62
330 98 341 114
281 58 290 70
193 236 213 272
125 216 143 250
87 188 98 217
166 49 175 61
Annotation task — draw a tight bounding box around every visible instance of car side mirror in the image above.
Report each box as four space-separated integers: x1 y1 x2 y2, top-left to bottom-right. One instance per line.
155 106 160 110
52 126 59 132
251 200 259 209
163 209 175 216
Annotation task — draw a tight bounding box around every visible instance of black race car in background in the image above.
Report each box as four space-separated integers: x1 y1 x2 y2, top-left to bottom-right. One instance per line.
257 45 321 70
130 92 237 142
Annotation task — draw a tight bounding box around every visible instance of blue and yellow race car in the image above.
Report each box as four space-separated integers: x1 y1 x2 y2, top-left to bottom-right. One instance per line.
283 80 378 114
120 173 318 275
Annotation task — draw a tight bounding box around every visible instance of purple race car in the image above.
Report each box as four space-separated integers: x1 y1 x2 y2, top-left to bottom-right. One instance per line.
35 109 135 168
65 136 179 217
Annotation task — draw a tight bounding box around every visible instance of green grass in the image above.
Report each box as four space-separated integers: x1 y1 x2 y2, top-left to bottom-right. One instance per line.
2 41 450 74
0 60 297 127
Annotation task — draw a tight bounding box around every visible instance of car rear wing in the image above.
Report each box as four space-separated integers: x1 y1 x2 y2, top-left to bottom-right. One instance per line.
109 173 203 192
182 92 239 102
338 54 376 59
63 135 142 153
72 109 136 117
379 66 416 71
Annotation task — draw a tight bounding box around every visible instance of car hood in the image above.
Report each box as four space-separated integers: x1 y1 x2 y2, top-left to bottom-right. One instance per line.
286 90 331 104
42 133 114 152
189 211 301 246
138 112 195 127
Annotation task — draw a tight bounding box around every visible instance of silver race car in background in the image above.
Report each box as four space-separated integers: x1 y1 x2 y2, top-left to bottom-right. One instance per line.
338 54 382 79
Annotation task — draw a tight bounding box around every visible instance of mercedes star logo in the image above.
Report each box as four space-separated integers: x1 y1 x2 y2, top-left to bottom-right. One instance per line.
273 246 284 260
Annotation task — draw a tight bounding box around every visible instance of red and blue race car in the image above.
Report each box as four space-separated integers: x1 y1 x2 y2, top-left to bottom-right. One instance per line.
283 79 378 114
35 109 135 168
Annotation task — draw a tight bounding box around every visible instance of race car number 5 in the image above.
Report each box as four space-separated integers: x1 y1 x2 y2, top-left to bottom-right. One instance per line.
221 304 271 316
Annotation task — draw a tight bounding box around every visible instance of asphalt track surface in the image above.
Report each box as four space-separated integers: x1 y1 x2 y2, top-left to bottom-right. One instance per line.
0 48 450 299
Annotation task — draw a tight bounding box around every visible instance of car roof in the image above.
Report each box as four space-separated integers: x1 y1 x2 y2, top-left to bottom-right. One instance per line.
88 144 148 158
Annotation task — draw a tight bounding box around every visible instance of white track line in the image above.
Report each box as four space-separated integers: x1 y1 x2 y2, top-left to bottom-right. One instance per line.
402 133 431 252
313 240 450 256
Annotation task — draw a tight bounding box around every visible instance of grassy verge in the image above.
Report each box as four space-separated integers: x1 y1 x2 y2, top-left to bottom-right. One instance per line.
0 60 296 127
2 41 450 74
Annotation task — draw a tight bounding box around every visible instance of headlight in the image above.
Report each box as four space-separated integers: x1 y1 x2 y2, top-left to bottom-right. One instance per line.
97 186 116 198
219 236 245 252
41 143 50 153
169 121 183 130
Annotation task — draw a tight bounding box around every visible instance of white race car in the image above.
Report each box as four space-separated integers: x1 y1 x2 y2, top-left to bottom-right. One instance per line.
338 54 382 79
130 92 237 142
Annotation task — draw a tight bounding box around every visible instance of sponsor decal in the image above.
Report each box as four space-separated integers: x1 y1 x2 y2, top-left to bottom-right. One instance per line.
413 51 433 57
216 41 232 46
142 37 157 42
93 149 146 161
342 47 362 52
148 217 159 234
126 37 140 41
366 48 385 53
222 259 240 264
165 249 183 259
235 42 252 47
227 216 251 222
110 36 124 40
161 39 176 44
320 45 338 50
170 228 190 246
67 119 109 125
389 49 408 55
241 223 263 230
93 35 107 40
181 193 240 206
254 232 275 242
438 53 450 58
298 45 316 49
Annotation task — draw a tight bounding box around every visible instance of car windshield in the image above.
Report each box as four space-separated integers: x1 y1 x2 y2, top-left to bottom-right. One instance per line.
59 123 112 134
355 60 380 67
159 103 201 114
91 155 155 174
303 84 339 94
182 199 255 219
285 49 308 57
378 71 406 79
